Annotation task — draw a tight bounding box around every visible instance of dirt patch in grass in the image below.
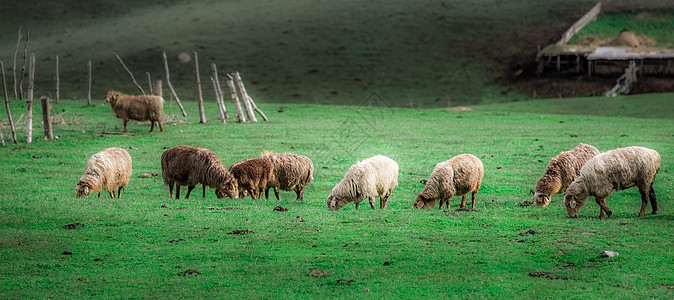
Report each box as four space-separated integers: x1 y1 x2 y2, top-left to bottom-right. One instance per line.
528 271 567 280
228 229 254 235
63 223 85 229
207 207 241 211
179 269 202 276
274 206 289 212
455 207 478 212
309 269 331 277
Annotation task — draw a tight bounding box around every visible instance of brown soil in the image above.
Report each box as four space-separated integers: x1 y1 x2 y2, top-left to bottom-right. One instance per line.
529 271 568 280
63 223 85 229
228 229 254 235
273 206 289 212
179 269 202 276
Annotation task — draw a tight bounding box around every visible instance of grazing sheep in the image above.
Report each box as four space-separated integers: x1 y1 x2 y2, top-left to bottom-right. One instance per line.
230 157 275 200
413 154 484 210
76 147 132 198
564 146 661 218
326 155 399 211
532 143 600 208
261 151 314 200
161 146 238 199
105 90 164 132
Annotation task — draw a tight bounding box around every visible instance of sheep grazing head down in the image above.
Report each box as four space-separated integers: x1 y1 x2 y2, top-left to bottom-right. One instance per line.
413 194 437 209
532 191 551 208
563 182 589 218
215 177 239 199
75 181 91 198
326 195 349 211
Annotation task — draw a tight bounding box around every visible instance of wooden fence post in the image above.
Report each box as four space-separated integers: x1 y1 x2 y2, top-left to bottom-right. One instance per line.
113 52 145 95
211 63 228 120
87 60 92 106
146 72 154 96
234 72 257 122
12 26 22 100
210 77 226 123
1 61 17 143
225 74 246 123
26 53 35 143
193 52 206 124
18 29 29 100
55 55 59 103
247 95 269 121
154 80 163 98
41 96 54 140
162 51 187 117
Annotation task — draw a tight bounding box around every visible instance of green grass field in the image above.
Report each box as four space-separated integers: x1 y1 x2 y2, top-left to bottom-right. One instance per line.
1 94 673 298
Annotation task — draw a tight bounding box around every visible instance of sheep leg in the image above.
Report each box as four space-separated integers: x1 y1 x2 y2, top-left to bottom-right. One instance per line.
117 186 124 199
108 189 115 198
460 195 467 208
158 121 164 132
355 202 360 210
274 187 280 200
150 121 155 132
185 185 195 199
122 118 128 132
202 184 207 199
638 188 649 217
649 185 658 215
264 187 270 199
176 186 181 199
250 188 258 200
368 197 376 210
595 197 612 219
380 193 391 210
471 191 477 208
97 192 101 198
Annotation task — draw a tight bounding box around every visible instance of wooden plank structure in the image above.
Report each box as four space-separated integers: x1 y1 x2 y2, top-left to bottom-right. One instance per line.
537 2 674 78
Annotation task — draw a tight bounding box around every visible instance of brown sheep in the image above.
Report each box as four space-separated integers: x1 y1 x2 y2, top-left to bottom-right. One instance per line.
76 147 132 198
564 146 660 219
161 146 238 199
532 143 600 208
413 154 483 210
261 151 314 200
105 91 164 132
230 157 275 200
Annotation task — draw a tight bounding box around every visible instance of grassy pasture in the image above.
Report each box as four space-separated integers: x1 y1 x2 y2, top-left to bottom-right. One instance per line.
0 94 673 298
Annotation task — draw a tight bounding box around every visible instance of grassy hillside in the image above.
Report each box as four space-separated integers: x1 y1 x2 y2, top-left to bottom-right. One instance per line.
0 94 672 298
0 0 604 107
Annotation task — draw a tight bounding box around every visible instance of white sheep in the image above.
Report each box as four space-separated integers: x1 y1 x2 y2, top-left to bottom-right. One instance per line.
326 155 399 211
564 146 661 218
413 154 484 210
76 147 132 198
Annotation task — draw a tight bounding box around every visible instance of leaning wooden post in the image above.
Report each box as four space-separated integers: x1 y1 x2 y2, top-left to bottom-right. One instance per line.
193 52 206 124
113 52 145 95
210 77 226 123
26 53 35 143
41 96 54 140
225 74 246 123
1 61 18 143
161 51 187 117
12 26 22 100
146 72 154 95
55 55 59 103
247 96 269 121
87 60 92 106
234 72 257 122
211 63 229 119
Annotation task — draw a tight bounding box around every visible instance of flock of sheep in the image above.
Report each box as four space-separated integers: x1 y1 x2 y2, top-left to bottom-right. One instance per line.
77 91 662 218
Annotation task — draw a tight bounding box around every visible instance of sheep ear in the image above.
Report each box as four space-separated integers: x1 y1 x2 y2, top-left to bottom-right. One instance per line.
568 195 577 208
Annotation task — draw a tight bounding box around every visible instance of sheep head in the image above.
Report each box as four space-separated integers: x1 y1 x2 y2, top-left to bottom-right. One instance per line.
564 183 588 218
215 177 239 199
104 91 120 106
326 195 348 211
532 192 551 208
76 181 91 198
413 194 436 209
